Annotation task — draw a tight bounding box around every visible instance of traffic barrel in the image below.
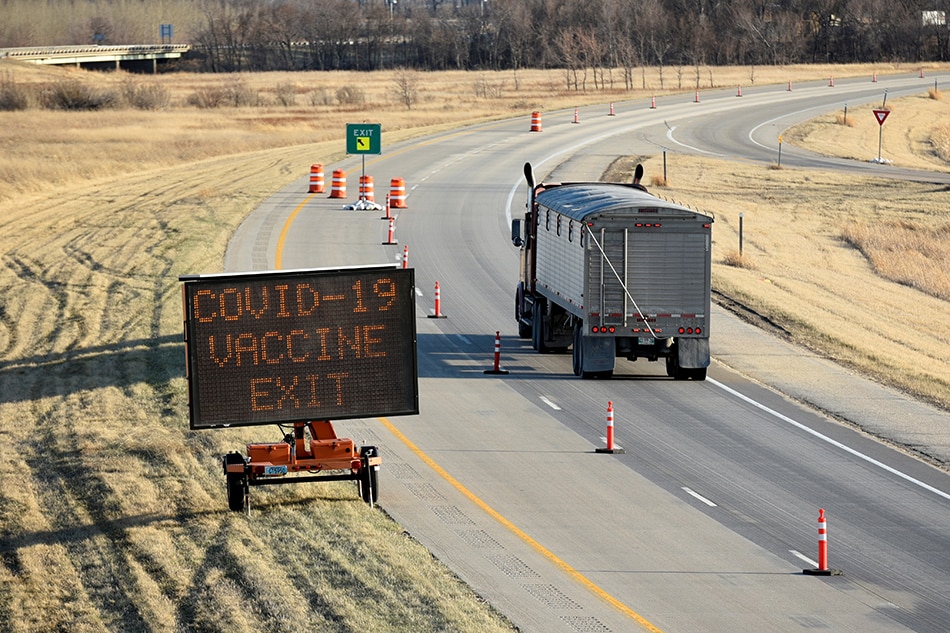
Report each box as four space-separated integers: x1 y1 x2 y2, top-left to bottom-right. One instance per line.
359 175 375 202
389 177 407 209
308 164 325 193
427 281 447 319
483 331 509 375
329 169 346 198
530 111 542 132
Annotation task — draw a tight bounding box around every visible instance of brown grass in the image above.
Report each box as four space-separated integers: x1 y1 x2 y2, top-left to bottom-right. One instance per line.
841 220 950 301
1 59 943 203
835 113 856 127
2 60 950 630
721 248 756 269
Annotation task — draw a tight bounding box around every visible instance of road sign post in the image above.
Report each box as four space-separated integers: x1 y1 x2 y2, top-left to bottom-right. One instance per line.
873 109 890 163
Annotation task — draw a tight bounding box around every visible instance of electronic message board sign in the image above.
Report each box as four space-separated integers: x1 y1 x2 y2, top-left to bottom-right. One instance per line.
180 265 418 429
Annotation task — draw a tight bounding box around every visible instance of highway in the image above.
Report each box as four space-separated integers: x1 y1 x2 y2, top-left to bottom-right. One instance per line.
225 72 950 632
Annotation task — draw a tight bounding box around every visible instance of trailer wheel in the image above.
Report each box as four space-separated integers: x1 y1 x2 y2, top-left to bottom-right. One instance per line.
572 322 583 376
516 287 531 339
223 453 248 513
666 351 707 381
359 446 380 505
532 301 552 353
665 354 678 378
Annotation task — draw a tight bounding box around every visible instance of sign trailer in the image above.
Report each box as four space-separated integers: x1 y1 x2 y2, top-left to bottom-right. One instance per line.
181 265 418 513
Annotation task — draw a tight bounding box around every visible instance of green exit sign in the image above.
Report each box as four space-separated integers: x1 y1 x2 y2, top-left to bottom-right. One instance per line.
346 123 381 154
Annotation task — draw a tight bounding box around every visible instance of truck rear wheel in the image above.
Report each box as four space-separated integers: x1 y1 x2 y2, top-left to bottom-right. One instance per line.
572 323 582 376
666 351 707 381
532 301 551 353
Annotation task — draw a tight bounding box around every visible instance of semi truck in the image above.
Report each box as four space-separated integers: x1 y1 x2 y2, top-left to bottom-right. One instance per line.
512 163 713 379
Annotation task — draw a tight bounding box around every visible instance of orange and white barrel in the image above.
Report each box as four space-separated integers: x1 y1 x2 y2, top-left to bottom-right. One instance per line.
308 164 325 193
359 175 375 202
389 177 407 209
329 169 346 198
530 111 542 132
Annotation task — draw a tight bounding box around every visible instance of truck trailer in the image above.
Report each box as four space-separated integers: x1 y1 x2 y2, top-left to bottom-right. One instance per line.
512 163 713 379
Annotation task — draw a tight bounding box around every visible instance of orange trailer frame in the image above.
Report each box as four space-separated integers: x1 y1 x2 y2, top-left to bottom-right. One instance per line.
223 420 380 514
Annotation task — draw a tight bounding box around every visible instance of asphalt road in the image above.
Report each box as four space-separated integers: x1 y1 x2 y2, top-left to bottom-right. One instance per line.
225 72 950 632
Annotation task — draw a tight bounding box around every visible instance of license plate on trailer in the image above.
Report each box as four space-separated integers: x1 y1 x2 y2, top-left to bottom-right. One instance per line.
264 465 288 476
638 337 655 345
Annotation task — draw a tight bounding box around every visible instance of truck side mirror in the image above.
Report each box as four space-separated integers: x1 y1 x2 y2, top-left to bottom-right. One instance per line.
511 218 523 247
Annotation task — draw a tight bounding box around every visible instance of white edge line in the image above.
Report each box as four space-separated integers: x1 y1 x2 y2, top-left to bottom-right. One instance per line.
455 334 471 345
707 377 950 502
682 486 718 507
539 396 562 410
789 549 818 567
665 124 727 157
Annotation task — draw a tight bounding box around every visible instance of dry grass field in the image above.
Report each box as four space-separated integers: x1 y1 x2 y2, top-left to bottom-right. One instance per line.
0 59 948 631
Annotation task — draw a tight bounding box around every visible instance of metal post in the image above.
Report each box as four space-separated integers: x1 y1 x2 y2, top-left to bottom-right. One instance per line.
878 125 883 163
739 213 744 255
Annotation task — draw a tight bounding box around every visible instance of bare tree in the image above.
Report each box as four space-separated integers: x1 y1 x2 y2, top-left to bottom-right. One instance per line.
393 67 420 109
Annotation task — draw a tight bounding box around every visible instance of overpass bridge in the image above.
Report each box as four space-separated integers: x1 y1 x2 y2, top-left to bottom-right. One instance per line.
0 44 191 73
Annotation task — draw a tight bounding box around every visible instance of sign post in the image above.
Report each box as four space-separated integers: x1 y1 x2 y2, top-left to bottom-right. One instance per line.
873 109 890 163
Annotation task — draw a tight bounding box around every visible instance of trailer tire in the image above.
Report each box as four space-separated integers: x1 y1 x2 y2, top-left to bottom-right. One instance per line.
666 351 707 381
666 354 679 378
572 322 583 376
532 301 552 353
359 446 380 505
224 453 248 513
516 286 531 339
573 322 612 378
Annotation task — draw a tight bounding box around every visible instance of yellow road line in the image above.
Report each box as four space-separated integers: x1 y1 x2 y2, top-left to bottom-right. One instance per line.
275 193 316 270
377 416 665 633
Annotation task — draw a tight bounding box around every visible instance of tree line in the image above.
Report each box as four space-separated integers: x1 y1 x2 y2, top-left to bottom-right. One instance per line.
2 0 947 77
190 0 950 76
